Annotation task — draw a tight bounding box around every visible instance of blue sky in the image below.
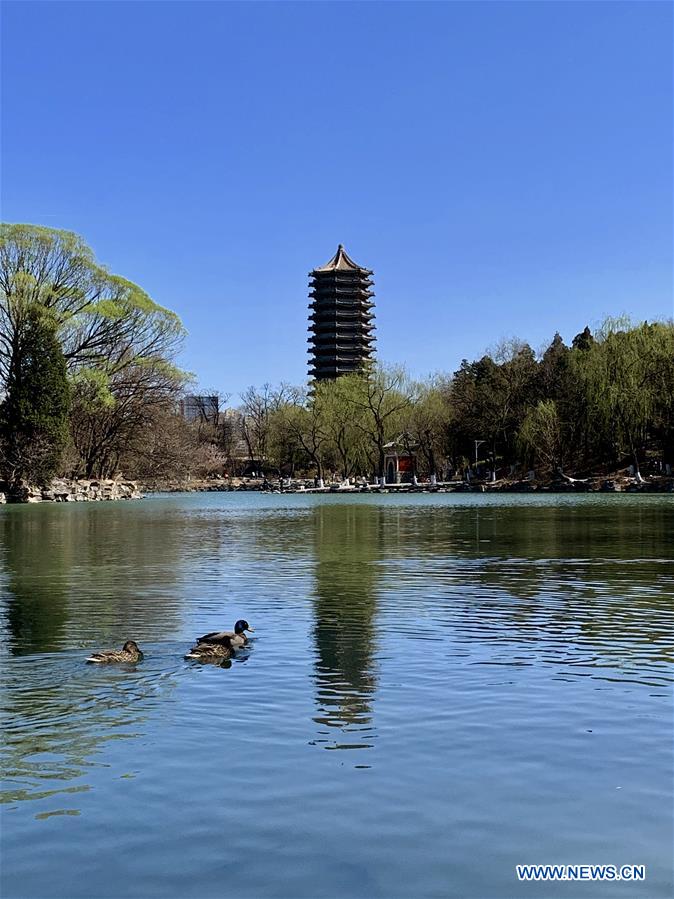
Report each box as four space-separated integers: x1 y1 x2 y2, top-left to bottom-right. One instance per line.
2 1 672 397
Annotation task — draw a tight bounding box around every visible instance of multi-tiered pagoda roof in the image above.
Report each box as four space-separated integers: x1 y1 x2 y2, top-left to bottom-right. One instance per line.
307 245 376 381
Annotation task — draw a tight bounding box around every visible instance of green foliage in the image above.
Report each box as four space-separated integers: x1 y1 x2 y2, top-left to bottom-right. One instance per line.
578 319 669 476
317 375 370 478
518 400 564 472
0 306 70 487
404 381 452 477
449 340 540 469
0 223 187 480
572 326 595 352
70 367 116 409
236 318 673 483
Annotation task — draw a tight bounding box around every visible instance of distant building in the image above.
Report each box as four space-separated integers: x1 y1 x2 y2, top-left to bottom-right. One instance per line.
307 245 376 381
180 395 220 423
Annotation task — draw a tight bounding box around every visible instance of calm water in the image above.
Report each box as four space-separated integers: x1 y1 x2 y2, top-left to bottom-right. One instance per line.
1 493 672 899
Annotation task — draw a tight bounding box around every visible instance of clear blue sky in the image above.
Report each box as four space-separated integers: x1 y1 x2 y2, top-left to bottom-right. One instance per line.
2 1 672 397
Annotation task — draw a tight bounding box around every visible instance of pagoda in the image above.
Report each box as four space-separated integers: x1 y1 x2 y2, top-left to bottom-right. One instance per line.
307 245 376 381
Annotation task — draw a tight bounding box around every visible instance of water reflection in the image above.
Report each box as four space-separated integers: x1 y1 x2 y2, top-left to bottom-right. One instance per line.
0 512 71 654
311 504 382 751
0 504 187 655
1 651 179 806
378 500 674 684
0 495 672 899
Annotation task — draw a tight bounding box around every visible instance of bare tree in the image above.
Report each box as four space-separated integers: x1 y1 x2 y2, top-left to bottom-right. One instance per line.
353 365 416 481
239 383 290 471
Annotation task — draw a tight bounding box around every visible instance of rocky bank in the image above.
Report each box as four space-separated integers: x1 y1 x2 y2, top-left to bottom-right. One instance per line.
0 478 143 504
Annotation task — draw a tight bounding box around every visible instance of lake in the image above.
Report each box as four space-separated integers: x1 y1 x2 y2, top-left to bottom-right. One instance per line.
1 493 672 898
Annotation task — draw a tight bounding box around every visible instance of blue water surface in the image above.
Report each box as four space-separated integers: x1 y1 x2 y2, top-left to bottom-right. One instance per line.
1 493 672 898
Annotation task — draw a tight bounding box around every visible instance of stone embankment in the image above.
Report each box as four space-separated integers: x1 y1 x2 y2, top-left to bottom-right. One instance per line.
144 477 268 493
144 473 674 495
3 473 670 504
0 478 142 504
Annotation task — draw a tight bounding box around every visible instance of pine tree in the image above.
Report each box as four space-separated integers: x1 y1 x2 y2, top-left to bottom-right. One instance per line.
0 306 70 489
572 325 594 352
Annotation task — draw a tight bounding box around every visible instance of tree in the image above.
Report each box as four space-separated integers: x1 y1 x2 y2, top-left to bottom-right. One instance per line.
0 306 70 488
647 321 674 465
280 387 331 483
450 341 539 474
405 380 452 478
1 224 187 478
177 389 246 474
572 325 595 352
320 375 369 480
491 339 540 462
353 365 416 480
239 383 291 473
579 318 663 480
539 332 570 400
518 400 564 473
68 360 187 478
267 400 305 477
0 224 184 381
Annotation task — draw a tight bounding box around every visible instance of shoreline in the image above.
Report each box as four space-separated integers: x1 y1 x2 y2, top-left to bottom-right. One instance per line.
2 474 672 504
144 474 674 496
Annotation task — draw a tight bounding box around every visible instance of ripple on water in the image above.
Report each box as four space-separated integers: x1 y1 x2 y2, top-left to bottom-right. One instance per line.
0 493 672 898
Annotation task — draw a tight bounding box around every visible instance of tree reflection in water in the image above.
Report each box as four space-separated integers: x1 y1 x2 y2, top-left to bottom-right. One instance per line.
0 503 185 656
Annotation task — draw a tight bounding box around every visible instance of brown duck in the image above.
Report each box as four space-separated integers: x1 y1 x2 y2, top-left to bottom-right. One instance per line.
184 641 233 663
86 640 143 664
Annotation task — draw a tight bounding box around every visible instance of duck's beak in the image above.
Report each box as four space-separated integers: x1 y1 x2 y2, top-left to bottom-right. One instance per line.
247 626 255 632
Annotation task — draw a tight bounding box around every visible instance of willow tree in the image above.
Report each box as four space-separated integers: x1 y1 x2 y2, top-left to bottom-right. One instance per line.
648 321 674 466
404 380 452 479
1 225 175 373
0 224 187 478
318 374 369 480
518 399 564 474
580 318 664 480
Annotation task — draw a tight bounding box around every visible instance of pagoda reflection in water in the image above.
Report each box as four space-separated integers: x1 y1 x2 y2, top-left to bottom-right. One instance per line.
310 504 383 749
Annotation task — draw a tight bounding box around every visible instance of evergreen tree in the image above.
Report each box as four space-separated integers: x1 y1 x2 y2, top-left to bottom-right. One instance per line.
0 306 70 488
572 325 594 352
539 332 570 400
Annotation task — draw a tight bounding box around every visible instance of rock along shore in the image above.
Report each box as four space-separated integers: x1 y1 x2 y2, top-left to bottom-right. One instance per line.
2 473 671 504
0 478 143 504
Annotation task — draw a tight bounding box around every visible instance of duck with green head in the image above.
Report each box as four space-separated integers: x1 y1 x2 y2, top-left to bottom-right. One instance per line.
86 640 143 664
195 619 254 649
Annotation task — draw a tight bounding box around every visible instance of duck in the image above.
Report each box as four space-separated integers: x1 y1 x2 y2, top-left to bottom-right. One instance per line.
194 619 254 649
86 640 143 664
184 641 233 663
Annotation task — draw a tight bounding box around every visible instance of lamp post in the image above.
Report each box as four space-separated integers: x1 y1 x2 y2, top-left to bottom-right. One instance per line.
474 439 486 467
467 439 486 483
